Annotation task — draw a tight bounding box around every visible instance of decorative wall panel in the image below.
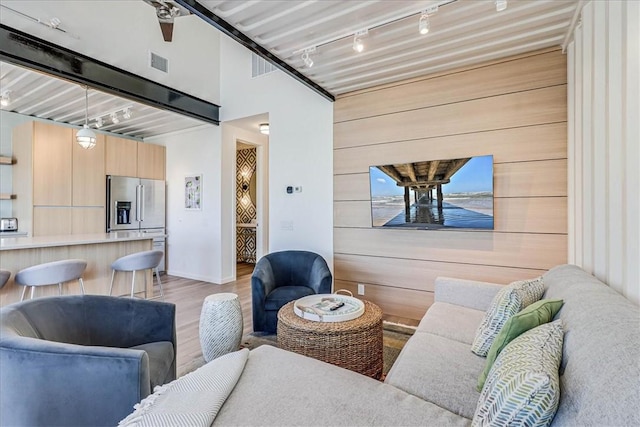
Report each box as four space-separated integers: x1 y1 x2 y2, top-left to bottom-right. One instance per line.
333 48 568 320
236 148 256 263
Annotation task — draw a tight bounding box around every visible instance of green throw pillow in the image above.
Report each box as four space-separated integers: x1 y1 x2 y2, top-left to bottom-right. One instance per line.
477 299 564 391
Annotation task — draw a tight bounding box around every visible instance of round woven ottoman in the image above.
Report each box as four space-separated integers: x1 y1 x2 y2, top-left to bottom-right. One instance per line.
199 293 243 362
277 300 383 379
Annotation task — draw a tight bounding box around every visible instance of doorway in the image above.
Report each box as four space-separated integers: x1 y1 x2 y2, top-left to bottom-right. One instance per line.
236 141 258 264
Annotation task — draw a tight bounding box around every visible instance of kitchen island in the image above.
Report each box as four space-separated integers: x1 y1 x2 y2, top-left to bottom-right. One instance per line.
0 232 164 306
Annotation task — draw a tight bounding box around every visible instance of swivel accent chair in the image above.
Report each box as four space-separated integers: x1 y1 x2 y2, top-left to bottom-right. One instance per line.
252 250 332 333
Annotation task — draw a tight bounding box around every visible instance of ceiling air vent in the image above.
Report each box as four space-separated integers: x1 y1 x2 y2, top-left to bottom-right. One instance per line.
150 52 169 73
251 53 277 78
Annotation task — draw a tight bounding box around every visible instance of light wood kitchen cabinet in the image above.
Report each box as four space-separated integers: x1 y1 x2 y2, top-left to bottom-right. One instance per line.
71 207 105 234
105 135 138 177
33 122 72 206
33 207 72 236
137 142 165 180
72 130 106 207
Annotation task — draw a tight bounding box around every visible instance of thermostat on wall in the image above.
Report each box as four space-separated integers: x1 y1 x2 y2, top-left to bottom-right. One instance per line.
286 186 293 194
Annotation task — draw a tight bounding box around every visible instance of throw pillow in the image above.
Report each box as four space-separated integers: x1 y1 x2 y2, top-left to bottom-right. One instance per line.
471 277 545 356
472 320 564 427
477 299 564 391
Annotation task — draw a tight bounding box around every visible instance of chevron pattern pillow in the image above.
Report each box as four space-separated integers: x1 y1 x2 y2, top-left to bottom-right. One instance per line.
472 320 564 427
471 277 545 356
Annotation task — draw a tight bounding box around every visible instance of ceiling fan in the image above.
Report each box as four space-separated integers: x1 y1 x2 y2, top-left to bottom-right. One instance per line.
143 0 190 42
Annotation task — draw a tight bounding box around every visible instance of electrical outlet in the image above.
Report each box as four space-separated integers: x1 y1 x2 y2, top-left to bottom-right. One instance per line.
357 283 365 295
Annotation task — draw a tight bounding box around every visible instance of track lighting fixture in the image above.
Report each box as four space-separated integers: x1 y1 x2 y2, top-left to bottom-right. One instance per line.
352 29 368 53
0 90 11 107
122 107 132 119
495 0 507 12
76 86 97 150
110 112 120 124
94 117 103 128
418 12 430 35
301 47 316 68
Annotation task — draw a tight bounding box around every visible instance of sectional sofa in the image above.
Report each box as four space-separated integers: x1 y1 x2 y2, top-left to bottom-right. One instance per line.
120 264 639 426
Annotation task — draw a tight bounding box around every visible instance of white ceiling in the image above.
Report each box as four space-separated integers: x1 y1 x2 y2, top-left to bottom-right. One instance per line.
200 0 580 95
0 0 581 138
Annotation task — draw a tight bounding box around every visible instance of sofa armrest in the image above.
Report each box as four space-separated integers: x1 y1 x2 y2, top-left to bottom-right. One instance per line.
435 277 503 311
0 337 150 426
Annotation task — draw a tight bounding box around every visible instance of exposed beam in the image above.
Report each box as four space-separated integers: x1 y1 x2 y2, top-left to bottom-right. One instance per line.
175 0 335 102
0 24 220 125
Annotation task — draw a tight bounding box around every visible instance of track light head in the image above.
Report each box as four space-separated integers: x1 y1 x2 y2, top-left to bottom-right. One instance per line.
353 35 364 53
122 107 132 119
352 29 368 53
110 112 120 124
0 90 11 107
301 47 316 68
418 12 430 35
94 117 103 128
495 0 507 12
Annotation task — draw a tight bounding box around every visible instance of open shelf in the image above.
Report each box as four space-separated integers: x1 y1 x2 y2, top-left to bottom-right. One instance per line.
0 156 13 165
0 194 16 200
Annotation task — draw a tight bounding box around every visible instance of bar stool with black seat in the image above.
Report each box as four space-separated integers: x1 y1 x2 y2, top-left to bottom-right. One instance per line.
14 259 87 301
109 250 164 300
0 270 10 290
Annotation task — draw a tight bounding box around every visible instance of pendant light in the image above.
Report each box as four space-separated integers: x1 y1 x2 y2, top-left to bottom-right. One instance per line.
76 86 97 149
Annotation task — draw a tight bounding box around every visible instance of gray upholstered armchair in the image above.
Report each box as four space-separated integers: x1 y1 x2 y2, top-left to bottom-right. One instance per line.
252 250 332 333
0 295 176 427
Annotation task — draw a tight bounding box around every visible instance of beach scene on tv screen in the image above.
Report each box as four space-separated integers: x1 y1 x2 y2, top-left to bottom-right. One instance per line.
369 155 494 230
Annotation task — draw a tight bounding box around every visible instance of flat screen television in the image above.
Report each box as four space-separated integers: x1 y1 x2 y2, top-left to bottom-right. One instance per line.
369 155 494 230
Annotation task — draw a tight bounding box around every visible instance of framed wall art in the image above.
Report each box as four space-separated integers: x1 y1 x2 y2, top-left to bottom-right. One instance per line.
185 174 202 210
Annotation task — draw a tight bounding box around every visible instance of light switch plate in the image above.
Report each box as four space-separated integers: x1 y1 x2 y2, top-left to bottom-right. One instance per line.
357 283 365 295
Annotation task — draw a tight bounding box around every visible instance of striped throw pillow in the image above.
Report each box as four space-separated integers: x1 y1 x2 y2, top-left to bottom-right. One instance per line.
472 320 564 427
471 277 545 356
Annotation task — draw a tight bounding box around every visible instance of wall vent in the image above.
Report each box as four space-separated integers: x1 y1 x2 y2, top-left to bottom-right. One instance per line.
150 52 169 73
251 53 277 78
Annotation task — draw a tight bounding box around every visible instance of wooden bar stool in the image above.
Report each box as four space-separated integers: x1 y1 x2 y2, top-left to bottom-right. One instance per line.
0 270 10 290
14 260 87 301
109 250 164 300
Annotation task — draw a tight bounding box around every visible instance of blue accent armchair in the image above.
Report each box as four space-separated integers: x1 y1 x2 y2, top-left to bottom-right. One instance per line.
252 250 332 333
0 295 176 427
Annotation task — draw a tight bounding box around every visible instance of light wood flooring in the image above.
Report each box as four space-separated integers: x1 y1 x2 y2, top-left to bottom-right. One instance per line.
157 262 418 377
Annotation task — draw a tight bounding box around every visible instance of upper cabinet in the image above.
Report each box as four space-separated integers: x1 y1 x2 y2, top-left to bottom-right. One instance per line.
137 142 165 180
105 137 165 180
72 129 106 207
105 135 138 177
33 122 72 206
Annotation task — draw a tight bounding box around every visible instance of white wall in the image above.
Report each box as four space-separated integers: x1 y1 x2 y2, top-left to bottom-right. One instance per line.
0 1 221 104
148 125 224 283
567 0 640 304
0 111 32 217
219 36 334 269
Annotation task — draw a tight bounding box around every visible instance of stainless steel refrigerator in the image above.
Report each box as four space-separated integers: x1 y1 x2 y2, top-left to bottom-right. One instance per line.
106 175 166 271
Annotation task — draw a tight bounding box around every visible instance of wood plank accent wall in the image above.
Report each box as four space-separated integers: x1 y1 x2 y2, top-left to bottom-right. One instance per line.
333 48 568 321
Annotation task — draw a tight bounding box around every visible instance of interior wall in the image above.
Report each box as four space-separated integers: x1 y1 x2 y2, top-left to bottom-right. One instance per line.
0 111 32 218
333 48 568 320
567 0 640 305
219 36 334 269
148 125 223 283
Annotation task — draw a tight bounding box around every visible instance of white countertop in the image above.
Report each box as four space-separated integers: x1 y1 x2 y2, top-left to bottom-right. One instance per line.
0 232 165 251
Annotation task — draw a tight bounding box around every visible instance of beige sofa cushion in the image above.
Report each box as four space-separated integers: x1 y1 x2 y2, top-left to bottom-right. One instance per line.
417 302 485 345
385 332 485 419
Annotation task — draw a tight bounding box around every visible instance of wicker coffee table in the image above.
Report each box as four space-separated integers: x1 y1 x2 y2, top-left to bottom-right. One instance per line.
277 299 383 379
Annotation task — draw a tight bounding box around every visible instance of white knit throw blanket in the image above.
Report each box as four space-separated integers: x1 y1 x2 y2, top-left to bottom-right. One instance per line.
118 348 249 427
